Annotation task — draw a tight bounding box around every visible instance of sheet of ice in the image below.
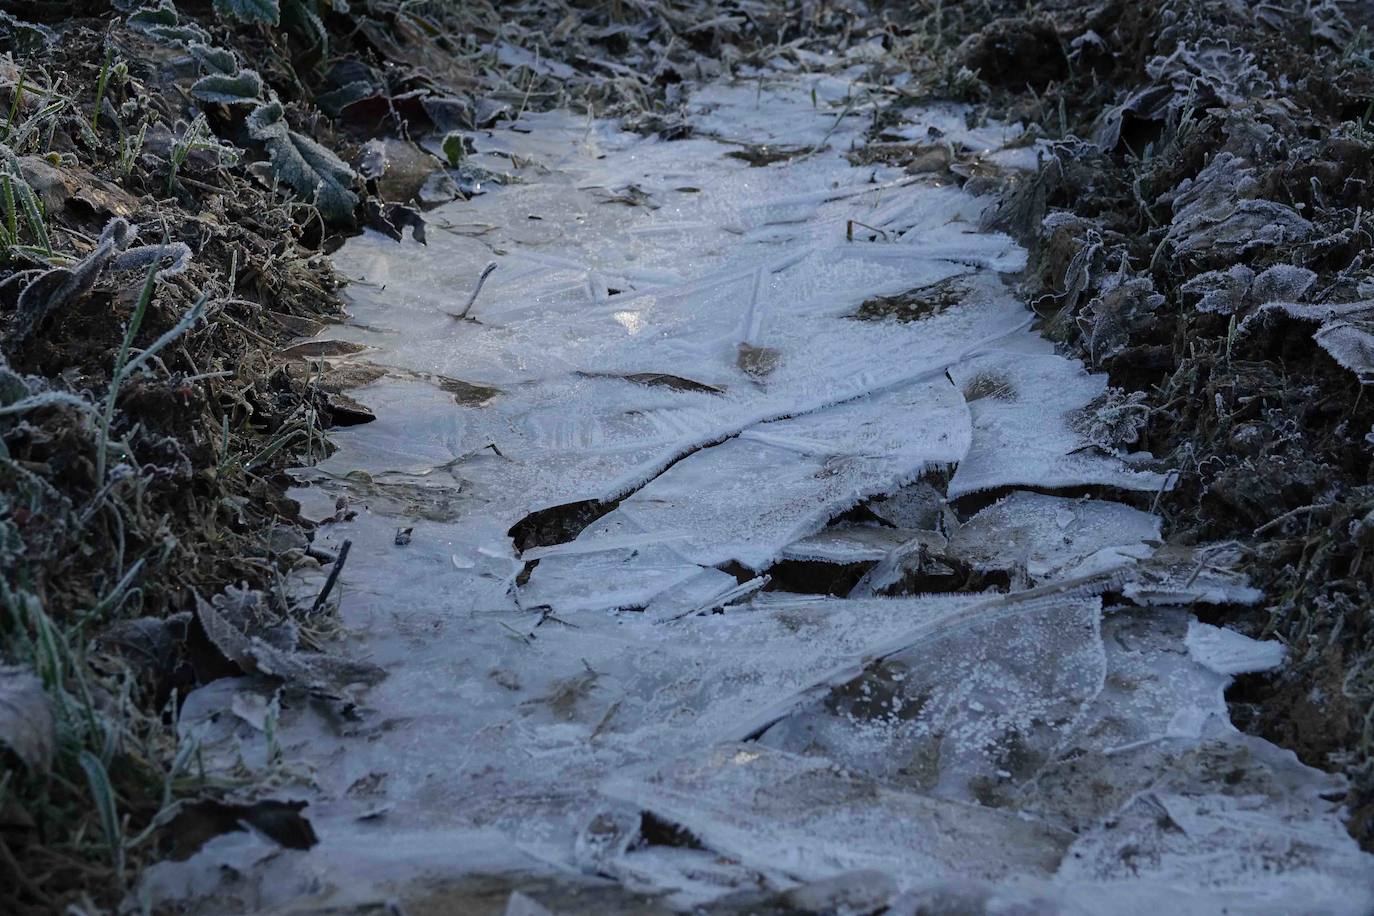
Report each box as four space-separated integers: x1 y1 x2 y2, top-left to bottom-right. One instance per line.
1184 619 1286 676
523 375 970 610
1057 783 1372 916
947 348 1172 498
779 524 940 564
755 592 1106 802
1059 608 1232 758
998 606 1373 916
599 744 1073 885
1122 543 1265 606
946 491 1161 581
147 66 1374 915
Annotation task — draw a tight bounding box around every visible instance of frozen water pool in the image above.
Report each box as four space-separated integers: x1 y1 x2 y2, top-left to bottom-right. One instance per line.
149 71 1374 914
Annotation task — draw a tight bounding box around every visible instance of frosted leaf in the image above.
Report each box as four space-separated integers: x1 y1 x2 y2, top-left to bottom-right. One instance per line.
1076 269 1164 364
113 241 194 280
1066 386 1150 451
1241 298 1374 330
756 594 1106 803
1093 83 1174 150
212 0 281 26
1180 261 1315 316
1054 226 1103 314
188 42 237 75
0 355 38 405
247 101 358 224
127 0 179 29
0 11 55 50
1250 264 1317 305
191 69 263 105
194 593 384 697
10 217 139 346
1146 40 1273 105
1167 154 1312 261
0 665 54 772
1099 39 1272 152
1236 298 1374 379
1313 320 1374 381
1180 264 1254 315
1256 0 1356 45
127 0 210 44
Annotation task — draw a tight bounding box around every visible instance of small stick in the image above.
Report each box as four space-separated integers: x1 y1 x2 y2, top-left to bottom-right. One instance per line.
846 219 888 242
310 538 352 615
449 261 497 320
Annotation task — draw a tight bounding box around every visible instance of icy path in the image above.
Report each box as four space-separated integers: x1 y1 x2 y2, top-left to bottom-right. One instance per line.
153 74 1373 914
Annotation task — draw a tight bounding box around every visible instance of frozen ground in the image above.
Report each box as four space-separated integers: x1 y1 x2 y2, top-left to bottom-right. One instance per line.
146 69 1374 914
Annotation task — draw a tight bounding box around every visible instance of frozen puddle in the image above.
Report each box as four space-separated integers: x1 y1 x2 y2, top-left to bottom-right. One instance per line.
151 73 1373 913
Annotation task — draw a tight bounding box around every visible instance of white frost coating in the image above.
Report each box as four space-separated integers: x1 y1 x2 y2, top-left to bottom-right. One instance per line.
1184 620 1286 676
146 67 1374 916
947 348 1172 499
947 491 1161 580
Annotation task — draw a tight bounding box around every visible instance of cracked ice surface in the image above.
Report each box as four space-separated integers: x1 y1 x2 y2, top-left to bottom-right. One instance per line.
148 73 1374 914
